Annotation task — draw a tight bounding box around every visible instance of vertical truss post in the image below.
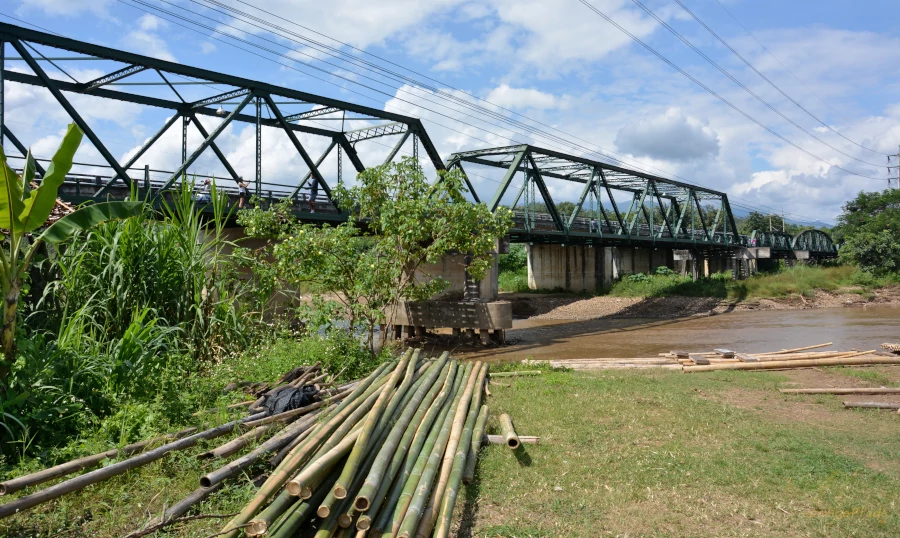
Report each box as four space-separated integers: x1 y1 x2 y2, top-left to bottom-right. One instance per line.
337 143 343 185
11 39 132 186
488 150 526 211
255 96 262 197
182 115 189 168
413 133 419 163
724 197 741 245
160 92 253 191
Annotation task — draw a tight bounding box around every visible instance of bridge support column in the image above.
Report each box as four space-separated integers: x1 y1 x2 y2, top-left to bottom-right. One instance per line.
526 243 604 292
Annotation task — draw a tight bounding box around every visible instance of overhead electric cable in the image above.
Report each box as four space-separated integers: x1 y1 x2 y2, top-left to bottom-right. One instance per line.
630 0 885 167
577 0 885 180
675 0 884 156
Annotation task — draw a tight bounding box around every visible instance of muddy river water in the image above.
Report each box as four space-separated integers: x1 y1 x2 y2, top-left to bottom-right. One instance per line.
452 305 900 363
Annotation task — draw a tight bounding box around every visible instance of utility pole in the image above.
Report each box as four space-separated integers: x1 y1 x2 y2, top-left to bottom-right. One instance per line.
888 146 900 189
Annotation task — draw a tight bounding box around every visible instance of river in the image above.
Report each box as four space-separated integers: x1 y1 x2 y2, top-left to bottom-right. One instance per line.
452 305 900 362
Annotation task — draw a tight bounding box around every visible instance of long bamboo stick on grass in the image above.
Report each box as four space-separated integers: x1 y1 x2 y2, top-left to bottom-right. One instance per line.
463 405 488 484
780 387 900 394
0 412 265 519
683 352 891 372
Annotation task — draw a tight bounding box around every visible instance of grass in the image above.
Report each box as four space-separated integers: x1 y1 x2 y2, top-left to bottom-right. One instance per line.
459 366 900 537
5 362 898 537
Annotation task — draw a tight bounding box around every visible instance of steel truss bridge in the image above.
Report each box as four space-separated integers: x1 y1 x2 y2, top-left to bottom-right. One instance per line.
0 22 837 260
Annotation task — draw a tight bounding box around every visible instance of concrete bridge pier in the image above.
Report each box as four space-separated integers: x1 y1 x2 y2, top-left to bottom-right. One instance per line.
525 244 672 292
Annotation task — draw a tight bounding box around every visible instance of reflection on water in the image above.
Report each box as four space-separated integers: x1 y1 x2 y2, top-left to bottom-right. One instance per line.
443 305 900 363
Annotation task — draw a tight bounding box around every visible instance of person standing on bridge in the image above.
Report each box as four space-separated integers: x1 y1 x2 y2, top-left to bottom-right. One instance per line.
195 178 212 204
237 177 250 209
590 217 597 234
309 175 319 213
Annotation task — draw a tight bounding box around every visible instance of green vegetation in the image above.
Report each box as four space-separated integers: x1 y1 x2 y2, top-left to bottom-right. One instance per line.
239 157 511 354
836 188 900 274
465 367 899 537
498 243 529 292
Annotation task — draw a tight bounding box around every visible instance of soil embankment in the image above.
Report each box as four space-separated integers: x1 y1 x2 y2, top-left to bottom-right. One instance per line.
506 286 900 321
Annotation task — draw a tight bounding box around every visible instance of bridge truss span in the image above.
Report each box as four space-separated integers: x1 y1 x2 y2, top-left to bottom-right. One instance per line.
448 144 743 249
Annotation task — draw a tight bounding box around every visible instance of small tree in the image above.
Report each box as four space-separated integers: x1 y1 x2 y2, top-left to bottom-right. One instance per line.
240 157 512 354
0 125 142 384
835 188 900 273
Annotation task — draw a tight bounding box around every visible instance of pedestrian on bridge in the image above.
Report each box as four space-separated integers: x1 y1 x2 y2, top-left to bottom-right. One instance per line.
195 178 212 204
237 177 250 209
309 176 319 213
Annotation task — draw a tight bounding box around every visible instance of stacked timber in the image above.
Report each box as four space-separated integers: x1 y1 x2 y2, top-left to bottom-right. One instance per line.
524 342 900 372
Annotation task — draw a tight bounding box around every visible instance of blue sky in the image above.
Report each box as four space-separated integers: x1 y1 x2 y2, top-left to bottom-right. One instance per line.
3 0 900 224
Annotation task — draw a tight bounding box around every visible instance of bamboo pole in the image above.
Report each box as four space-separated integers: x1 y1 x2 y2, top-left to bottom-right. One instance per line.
499 414 520 450
286 429 362 497
197 424 275 460
359 361 454 533
415 362 482 538
485 435 539 445
489 370 540 378
432 364 487 538
843 401 900 410
780 387 900 395
199 411 321 488
354 353 450 512
388 363 468 538
754 350 865 362
463 405 488 484
757 342 833 355
266 468 337 538
0 412 265 519
333 351 414 500
0 426 197 496
683 353 892 373
217 363 395 538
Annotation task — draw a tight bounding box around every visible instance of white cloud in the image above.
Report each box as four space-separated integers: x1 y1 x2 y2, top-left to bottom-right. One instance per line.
123 15 176 62
16 0 112 17
201 42 217 55
615 108 720 161
485 85 568 111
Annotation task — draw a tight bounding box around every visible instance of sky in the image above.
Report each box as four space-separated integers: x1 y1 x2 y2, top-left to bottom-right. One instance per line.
3 0 900 225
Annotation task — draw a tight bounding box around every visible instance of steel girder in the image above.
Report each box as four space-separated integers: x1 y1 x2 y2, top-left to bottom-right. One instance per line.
0 22 445 206
449 144 743 247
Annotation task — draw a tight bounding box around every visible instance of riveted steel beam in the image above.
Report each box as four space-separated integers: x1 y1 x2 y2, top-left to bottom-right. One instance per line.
82 64 147 92
284 106 341 122
192 88 250 109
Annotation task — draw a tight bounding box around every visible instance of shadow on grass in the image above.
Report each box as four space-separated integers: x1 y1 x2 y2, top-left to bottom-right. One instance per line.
513 446 532 467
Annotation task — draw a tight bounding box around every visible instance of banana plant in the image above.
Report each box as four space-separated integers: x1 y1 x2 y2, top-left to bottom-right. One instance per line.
0 124 143 384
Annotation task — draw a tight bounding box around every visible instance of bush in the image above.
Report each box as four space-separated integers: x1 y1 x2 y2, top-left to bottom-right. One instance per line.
498 270 529 292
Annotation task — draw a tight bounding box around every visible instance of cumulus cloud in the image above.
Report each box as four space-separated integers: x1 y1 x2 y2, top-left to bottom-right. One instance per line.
485 85 567 110
615 108 720 162
123 14 176 62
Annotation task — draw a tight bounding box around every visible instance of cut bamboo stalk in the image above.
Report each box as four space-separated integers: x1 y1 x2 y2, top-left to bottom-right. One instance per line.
754 350 864 362
843 401 900 410
200 411 320 488
393 363 471 538
246 488 297 536
197 424 275 460
432 364 487 538
362 361 456 533
758 342 833 355
287 429 362 497
485 435 539 445
498 413 520 450
780 387 900 395
415 362 482 538
489 370 540 378
683 353 891 373
333 351 414 500
463 405 488 484
267 469 337 538
217 363 395 537
0 426 197 496
0 412 265 519
354 354 450 513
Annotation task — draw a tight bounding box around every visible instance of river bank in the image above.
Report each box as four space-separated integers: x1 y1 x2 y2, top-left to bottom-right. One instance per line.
504 285 900 321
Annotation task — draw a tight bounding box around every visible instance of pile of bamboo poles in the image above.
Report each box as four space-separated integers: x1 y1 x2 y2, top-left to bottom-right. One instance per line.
216 349 491 538
524 342 900 373
881 342 900 354
781 384 900 415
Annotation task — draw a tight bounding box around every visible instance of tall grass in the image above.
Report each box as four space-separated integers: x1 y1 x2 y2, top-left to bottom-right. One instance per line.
0 183 260 460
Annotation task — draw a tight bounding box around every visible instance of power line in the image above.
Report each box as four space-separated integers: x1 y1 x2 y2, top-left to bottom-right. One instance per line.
0 7 835 224
630 0 885 168
672 0 885 157
577 0 885 181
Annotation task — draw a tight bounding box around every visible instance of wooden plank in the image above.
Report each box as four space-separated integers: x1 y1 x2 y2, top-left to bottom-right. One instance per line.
713 348 735 358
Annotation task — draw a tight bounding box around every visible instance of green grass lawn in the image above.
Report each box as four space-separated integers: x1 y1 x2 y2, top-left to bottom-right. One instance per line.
3 365 898 537
460 368 900 537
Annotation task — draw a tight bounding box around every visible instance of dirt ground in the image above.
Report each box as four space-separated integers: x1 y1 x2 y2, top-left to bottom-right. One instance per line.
505 287 900 320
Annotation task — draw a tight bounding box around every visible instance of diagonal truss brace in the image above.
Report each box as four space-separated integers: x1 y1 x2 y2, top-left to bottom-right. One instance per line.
262 93 332 199
11 39 133 186
82 64 148 92
284 106 340 122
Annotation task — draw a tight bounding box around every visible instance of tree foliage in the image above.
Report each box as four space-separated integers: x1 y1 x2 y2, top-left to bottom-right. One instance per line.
239 157 512 354
836 189 900 273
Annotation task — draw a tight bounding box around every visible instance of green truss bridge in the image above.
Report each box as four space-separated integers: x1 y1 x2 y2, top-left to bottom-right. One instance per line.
0 22 837 263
